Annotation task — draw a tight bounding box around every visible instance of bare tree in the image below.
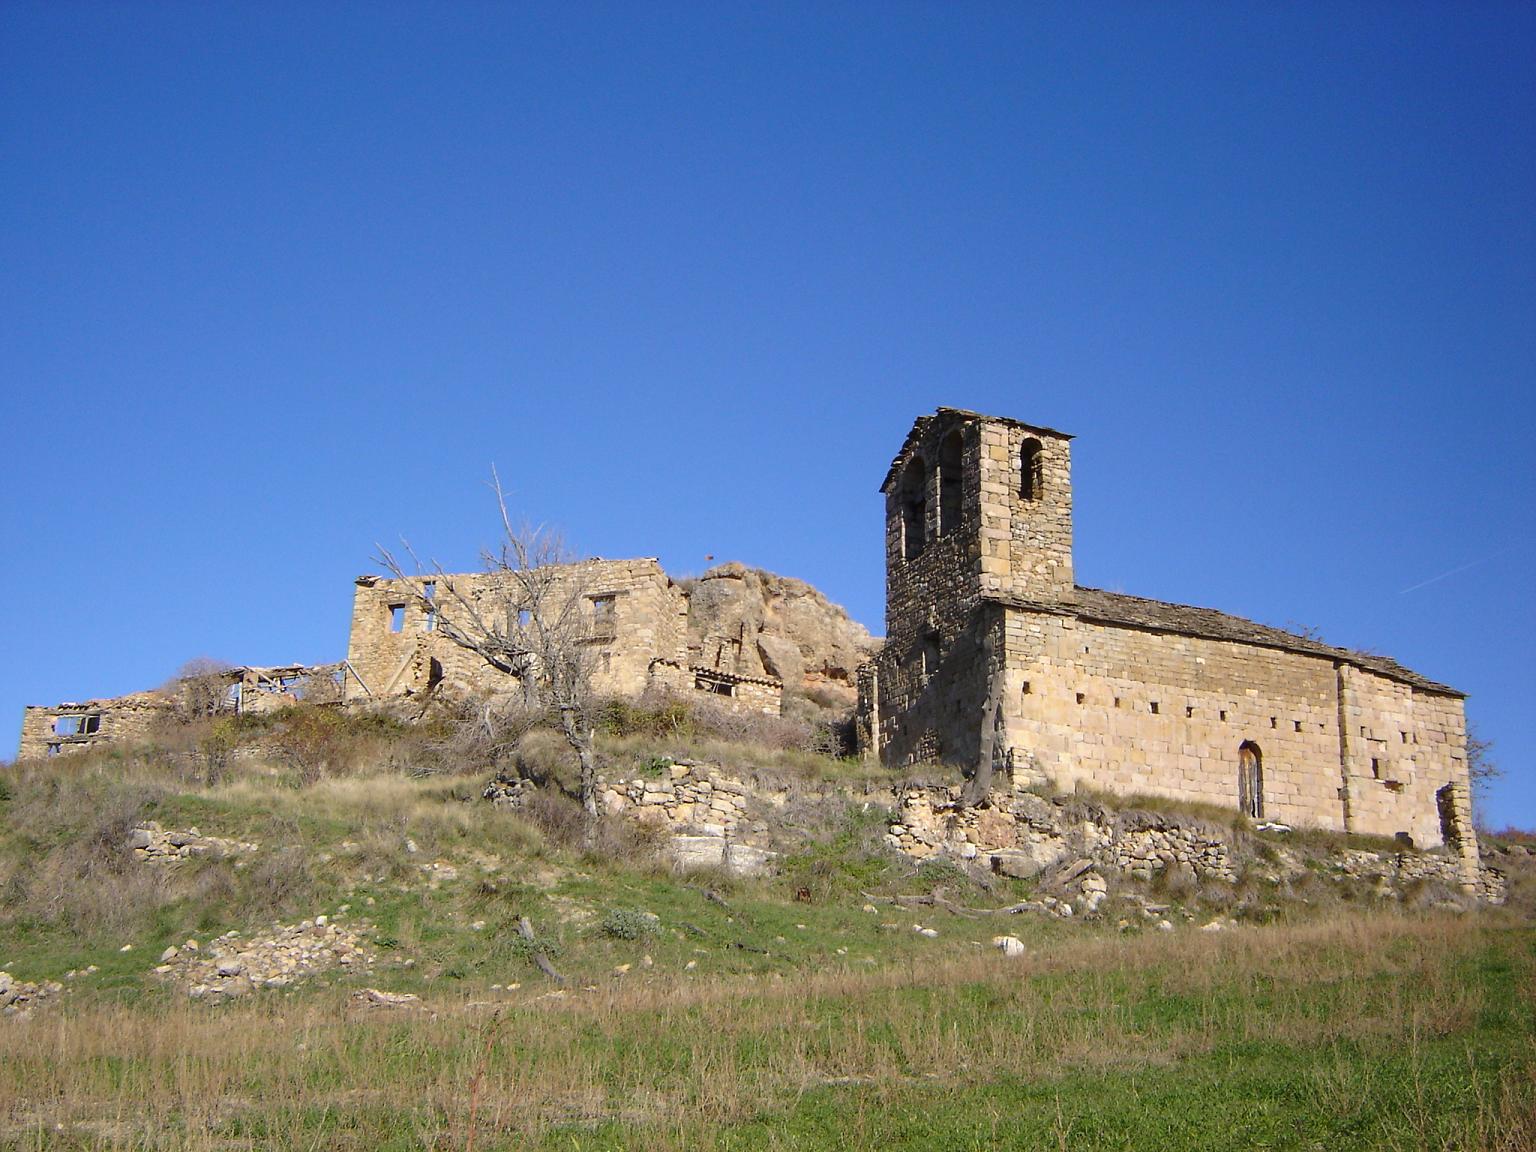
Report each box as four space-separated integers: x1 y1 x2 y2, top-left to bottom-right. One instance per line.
166 656 236 721
377 471 605 817
1467 722 1501 829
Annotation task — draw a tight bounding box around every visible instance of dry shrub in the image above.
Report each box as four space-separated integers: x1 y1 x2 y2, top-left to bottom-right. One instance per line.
513 727 578 789
0 765 170 938
521 789 665 864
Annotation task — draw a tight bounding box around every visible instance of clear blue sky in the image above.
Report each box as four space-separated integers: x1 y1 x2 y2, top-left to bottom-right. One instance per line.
4 3 1532 826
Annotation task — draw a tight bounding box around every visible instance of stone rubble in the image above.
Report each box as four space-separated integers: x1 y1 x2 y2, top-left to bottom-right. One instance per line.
0 971 64 1019
155 918 375 1001
129 822 259 862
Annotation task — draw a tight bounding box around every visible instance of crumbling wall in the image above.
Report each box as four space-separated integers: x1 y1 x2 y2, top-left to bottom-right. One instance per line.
343 559 688 704
648 659 782 716
18 691 168 759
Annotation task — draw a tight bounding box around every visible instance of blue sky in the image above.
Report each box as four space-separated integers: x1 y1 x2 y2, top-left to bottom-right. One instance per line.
3 3 1532 826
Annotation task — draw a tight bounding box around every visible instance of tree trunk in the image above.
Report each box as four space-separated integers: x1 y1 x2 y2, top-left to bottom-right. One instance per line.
558 704 600 817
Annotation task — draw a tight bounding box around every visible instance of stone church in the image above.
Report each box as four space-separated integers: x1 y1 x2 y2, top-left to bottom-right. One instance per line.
856 408 1476 857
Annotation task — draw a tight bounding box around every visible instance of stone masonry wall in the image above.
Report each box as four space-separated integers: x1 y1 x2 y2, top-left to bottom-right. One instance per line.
648 659 783 716
344 559 687 703
996 609 1473 850
19 692 169 759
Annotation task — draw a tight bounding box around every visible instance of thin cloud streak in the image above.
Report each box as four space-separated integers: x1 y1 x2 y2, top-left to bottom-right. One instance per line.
1399 553 1503 595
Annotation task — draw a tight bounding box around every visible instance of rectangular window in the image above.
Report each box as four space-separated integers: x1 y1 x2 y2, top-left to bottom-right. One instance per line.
423 581 436 601
424 610 437 633
695 675 735 697
388 604 405 632
1149 701 1159 715
518 608 531 629
1185 706 1195 718
1294 720 1303 732
46 743 61 757
54 715 81 735
1076 692 1085 705
590 594 617 633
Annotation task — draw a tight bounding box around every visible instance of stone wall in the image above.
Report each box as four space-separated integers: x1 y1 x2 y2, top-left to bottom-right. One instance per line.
648 660 783 716
19 691 168 759
18 664 348 761
343 559 688 703
995 609 1472 851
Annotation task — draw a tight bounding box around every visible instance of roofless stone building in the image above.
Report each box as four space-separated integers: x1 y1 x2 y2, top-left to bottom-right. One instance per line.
855 408 1478 880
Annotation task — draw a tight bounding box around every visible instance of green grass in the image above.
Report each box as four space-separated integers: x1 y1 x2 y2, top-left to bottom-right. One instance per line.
2 725 1531 1150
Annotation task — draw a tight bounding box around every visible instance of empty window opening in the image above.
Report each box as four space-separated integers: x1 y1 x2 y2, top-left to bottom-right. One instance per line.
1113 697 1122 709
1371 758 1382 779
590 594 617 633
695 675 735 697
1076 692 1086 705
1360 725 1368 737
920 634 941 682
1401 731 1409 744
518 608 531 629
46 743 61 757
1186 705 1195 719
1021 680 1032 696
1150 701 1160 715
388 604 406 632
426 658 444 690
424 609 437 632
1020 437 1043 501
1294 720 1303 732
900 456 928 560
52 715 100 736
1238 741 1264 819
938 430 963 537
1270 716 1278 729
422 581 436 601
1220 709 1228 721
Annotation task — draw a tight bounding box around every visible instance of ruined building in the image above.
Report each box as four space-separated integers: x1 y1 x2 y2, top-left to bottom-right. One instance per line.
855 408 1478 877
18 664 346 759
342 559 785 715
19 559 876 759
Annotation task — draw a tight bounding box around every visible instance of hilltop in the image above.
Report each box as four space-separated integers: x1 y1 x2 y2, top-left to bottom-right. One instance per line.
1 695 1531 1149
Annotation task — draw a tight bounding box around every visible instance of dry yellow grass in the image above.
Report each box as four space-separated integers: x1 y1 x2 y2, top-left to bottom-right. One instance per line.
2 912 1528 1150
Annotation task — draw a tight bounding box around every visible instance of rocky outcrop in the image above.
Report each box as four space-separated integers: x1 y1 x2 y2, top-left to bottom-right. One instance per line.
684 564 880 706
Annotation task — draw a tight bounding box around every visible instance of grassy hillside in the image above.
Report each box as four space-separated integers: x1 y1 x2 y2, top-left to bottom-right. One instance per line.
1 703 1531 1150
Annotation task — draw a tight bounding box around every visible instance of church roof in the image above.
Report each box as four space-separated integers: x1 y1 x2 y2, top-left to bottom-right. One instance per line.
988 586 1464 698
880 407 1074 492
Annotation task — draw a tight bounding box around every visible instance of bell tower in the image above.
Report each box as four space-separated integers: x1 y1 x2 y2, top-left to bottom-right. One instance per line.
881 408 1074 651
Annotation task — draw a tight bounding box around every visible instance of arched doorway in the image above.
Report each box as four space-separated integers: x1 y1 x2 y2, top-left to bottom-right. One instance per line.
1239 741 1264 819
